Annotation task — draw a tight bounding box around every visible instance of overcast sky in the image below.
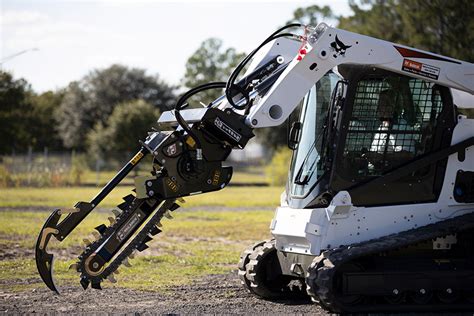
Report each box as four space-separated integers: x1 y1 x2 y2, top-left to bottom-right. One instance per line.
1 0 352 93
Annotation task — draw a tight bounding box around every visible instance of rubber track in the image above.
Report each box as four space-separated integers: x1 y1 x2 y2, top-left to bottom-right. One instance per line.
307 212 474 313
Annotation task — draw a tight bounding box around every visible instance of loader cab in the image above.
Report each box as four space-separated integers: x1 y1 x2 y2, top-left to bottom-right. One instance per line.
287 65 455 209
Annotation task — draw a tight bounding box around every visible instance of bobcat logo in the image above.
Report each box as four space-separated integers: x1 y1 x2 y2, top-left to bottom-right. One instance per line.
330 35 352 58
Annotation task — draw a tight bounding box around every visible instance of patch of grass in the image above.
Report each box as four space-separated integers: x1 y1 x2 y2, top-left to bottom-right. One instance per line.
0 186 283 208
0 208 274 292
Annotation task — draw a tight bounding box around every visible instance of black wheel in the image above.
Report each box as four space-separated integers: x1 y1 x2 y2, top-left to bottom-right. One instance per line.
384 290 406 304
237 240 266 293
244 239 303 299
410 289 433 304
437 288 459 304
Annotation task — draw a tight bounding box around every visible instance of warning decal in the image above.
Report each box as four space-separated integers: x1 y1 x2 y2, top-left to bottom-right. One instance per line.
402 59 440 80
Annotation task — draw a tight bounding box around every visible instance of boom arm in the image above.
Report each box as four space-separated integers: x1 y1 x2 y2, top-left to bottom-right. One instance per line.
247 23 474 128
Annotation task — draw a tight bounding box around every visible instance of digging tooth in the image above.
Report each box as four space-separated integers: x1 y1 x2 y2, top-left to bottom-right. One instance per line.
143 235 153 243
68 263 78 271
149 225 162 236
92 231 101 240
137 243 149 252
164 210 173 219
108 216 116 225
80 277 90 289
111 209 121 218
95 224 107 235
169 203 180 212
91 281 102 290
123 258 132 267
117 201 128 211
123 194 135 203
83 238 91 246
156 221 162 228
132 188 136 193
114 269 120 275
177 197 185 203
129 251 136 259
107 275 117 283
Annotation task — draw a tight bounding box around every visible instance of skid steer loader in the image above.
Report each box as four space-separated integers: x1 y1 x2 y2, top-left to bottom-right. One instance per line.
36 23 474 313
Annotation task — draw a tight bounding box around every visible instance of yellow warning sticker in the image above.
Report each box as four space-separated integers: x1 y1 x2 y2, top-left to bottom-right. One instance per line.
212 170 221 186
130 152 144 165
186 136 196 148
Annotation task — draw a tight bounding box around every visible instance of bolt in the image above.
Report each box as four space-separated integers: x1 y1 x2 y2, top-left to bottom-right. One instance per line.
153 151 159 156
446 288 452 294
393 289 399 295
149 190 154 196
419 288 426 294
252 119 258 125
92 262 99 269
207 179 212 184
161 159 166 164
147 181 153 187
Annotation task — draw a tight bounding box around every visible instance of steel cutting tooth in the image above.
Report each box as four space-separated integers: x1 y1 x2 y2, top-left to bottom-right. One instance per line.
107 275 117 283
123 194 135 203
80 277 90 289
108 216 116 225
113 269 120 275
92 231 101 240
164 210 173 219
149 225 162 236
68 263 78 271
156 221 162 228
177 197 185 203
111 209 121 217
169 203 180 212
117 201 128 211
95 224 107 235
123 258 132 267
129 251 136 259
143 235 153 243
137 243 149 252
91 281 102 290
83 238 91 246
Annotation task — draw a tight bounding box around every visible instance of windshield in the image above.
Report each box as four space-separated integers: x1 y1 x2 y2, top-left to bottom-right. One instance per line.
289 71 340 198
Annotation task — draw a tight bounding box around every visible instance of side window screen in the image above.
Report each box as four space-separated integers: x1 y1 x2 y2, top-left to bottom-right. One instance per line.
341 76 443 179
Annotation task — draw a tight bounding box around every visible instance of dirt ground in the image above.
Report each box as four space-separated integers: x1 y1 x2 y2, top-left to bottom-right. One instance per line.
0 272 326 315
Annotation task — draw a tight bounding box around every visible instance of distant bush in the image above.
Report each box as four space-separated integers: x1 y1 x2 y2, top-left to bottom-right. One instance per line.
265 147 292 186
0 159 88 188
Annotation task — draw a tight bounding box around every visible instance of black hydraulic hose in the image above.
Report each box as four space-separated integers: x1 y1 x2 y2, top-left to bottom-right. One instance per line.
174 81 227 150
173 23 303 150
225 23 303 110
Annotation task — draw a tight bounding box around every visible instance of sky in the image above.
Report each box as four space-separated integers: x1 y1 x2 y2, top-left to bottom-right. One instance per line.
1 0 352 93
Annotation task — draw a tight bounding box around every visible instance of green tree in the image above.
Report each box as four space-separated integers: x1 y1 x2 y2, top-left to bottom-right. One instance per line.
182 38 245 105
0 71 34 153
57 64 176 149
338 0 474 61
286 4 334 25
30 90 65 151
87 100 160 157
